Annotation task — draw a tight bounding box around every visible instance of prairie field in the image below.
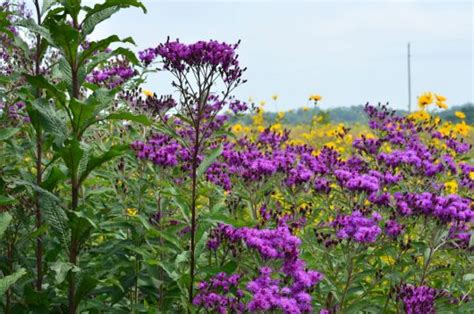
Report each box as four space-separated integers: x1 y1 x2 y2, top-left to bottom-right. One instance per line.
0 1 473 314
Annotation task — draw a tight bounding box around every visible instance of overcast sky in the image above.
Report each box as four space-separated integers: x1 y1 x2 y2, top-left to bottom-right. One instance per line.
87 0 472 110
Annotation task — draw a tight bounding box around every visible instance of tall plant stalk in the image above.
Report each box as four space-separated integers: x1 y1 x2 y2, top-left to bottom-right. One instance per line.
32 0 43 292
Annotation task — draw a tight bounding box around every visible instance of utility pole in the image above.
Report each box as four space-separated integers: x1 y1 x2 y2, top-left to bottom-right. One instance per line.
407 42 412 112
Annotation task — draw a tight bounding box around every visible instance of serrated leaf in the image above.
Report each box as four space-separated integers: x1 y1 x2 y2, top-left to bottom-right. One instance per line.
0 268 26 296
50 262 78 284
197 145 222 178
105 112 151 125
0 128 19 141
0 196 16 206
16 19 53 43
79 144 128 184
0 212 12 238
41 195 69 251
30 99 68 146
81 6 119 36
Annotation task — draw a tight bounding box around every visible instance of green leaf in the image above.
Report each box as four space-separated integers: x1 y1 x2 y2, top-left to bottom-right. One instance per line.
58 139 84 175
82 6 120 35
74 274 98 305
83 0 147 19
25 74 66 104
30 99 68 146
0 212 12 238
79 144 129 184
78 35 132 67
105 112 151 125
41 166 67 191
41 0 57 16
0 128 19 141
14 179 60 203
197 145 222 178
0 196 16 206
50 262 78 284
15 18 53 43
0 268 26 296
41 195 69 251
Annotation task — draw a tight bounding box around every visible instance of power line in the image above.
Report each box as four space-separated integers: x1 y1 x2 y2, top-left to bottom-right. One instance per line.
407 42 412 112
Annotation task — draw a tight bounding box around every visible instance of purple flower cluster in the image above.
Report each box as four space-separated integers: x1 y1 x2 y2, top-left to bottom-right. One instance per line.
397 284 438 314
384 219 404 238
331 211 382 243
121 89 177 118
0 101 29 123
131 133 190 167
138 47 157 65
247 266 321 314
208 221 323 313
85 58 135 89
229 99 249 114
156 40 244 83
193 272 245 314
394 192 473 224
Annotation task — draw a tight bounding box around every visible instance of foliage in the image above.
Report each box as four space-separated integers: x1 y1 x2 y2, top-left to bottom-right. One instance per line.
0 1 472 313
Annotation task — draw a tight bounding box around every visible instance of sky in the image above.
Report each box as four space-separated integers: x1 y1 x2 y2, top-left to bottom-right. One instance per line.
84 1 473 110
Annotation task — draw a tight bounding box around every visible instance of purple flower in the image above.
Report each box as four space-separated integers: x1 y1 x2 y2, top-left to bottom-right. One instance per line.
384 219 403 238
397 284 438 314
332 211 382 243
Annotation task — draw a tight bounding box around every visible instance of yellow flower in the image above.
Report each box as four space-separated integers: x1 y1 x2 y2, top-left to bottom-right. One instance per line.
454 111 466 120
469 172 474 181
302 106 309 112
436 101 448 109
324 142 336 149
454 121 470 136
277 112 285 119
435 94 446 102
444 180 458 194
309 94 322 102
270 123 282 133
271 94 278 101
143 89 154 97
408 110 430 121
380 255 396 266
126 208 138 217
417 92 434 109
259 100 266 106
232 123 243 133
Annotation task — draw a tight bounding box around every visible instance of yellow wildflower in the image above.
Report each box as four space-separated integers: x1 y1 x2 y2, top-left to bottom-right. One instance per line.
309 94 322 102
259 100 266 106
417 92 434 109
444 180 458 194
380 255 396 266
277 112 285 120
408 110 430 121
143 89 154 97
469 172 474 181
454 121 470 136
435 94 446 102
126 208 138 217
271 94 278 101
270 123 282 133
232 124 243 133
303 106 309 112
436 101 448 109
454 111 466 120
